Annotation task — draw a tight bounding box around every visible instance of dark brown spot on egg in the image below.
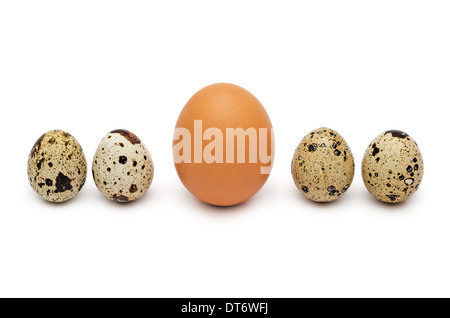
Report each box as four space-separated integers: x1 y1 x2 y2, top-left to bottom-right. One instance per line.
113 194 129 203
62 131 71 139
30 133 45 157
79 179 85 191
45 179 53 186
372 143 380 156
129 184 138 193
385 130 409 138
386 194 400 201
54 172 72 193
119 156 127 164
342 184 350 193
36 158 45 170
110 129 141 145
308 144 318 152
327 185 339 196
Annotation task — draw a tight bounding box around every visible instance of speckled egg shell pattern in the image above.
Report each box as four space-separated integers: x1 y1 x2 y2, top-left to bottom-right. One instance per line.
92 129 154 203
27 130 87 202
291 128 355 202
362 130 423 203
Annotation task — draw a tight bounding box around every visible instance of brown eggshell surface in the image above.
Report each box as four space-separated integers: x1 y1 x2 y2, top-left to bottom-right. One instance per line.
173 83 274 206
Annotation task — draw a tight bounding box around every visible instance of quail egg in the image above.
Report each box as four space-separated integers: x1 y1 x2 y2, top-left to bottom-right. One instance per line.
291 128 355 202
362 130 423 203
27 130 87 202
92 129 154 203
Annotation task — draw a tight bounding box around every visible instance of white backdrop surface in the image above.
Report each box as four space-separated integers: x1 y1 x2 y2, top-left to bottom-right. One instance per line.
0 1 449 297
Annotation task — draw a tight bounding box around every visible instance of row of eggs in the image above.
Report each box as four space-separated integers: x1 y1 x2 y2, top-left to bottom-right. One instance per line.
27 83 423 205
27 129 154 203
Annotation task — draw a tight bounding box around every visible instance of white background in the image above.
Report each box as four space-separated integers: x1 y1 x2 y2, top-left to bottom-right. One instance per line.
0 0 449 297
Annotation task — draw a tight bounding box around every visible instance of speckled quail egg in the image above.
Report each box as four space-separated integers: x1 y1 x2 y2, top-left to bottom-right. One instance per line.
92 129 154 203
362 130 423 203
291 128 355 202
27 130 87 202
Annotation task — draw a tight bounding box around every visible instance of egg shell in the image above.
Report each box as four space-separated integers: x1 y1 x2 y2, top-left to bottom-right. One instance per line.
173 83 274 206
361 130 424 203
92 129 154 203
27 130 87 202
291 128 355 202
